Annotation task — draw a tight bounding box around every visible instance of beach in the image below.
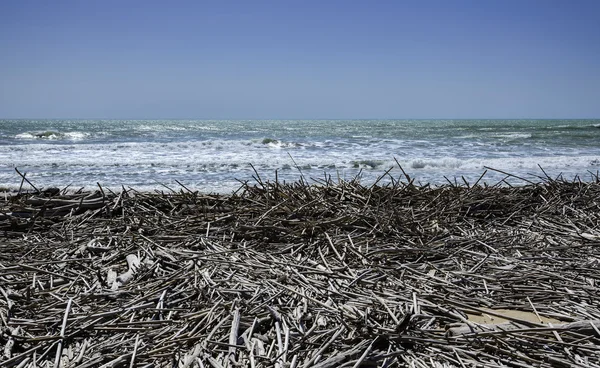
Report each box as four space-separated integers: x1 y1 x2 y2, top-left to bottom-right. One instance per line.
3 0 599 365
2 174 599 367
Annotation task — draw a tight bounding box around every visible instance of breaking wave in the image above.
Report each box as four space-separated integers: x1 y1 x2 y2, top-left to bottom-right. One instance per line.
2 119 600 192
15 131 91 140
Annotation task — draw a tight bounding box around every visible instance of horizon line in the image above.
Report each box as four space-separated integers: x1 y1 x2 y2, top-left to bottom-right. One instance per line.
2 117 600 121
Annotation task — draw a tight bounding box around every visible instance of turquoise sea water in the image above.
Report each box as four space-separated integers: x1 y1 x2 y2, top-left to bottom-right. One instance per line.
1 119 599 193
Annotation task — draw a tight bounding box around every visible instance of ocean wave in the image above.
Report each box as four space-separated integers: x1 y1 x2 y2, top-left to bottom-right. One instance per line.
409 158 463 169
493 133 532 140
16 131 61 139
64 132 90 140
15 131 91 140
351 160 385 169
259 138 303 149
3 120 600 192
544 123 600 130
4 153 600 193
3 138 600 171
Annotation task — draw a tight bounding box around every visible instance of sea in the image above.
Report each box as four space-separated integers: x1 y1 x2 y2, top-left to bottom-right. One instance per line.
1 119 599 193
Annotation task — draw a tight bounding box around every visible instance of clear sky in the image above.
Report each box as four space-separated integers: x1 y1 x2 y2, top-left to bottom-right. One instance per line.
1 0 599 119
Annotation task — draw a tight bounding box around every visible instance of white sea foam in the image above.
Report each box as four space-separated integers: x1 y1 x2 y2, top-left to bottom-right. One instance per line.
15 131 91 140
2 119 600 192
15 132 36 139
493 133 532 140
2 139 598 169
63 132 91 140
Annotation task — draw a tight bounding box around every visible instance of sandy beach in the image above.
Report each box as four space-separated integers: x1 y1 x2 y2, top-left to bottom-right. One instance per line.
1 174 599 367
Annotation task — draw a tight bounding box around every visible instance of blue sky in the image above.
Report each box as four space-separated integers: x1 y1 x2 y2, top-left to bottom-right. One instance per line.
1 0 599 119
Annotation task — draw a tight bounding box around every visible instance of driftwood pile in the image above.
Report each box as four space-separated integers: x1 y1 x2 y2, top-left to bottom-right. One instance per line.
1 172 600 367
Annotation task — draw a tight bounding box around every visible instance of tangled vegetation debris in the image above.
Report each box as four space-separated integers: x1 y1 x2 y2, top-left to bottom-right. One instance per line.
1 171 600 367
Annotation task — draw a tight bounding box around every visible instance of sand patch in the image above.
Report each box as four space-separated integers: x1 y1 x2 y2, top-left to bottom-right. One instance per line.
467 308 564 325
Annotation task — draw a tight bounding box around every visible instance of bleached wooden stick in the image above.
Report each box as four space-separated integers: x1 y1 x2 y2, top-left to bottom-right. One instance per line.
53 298 72 368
